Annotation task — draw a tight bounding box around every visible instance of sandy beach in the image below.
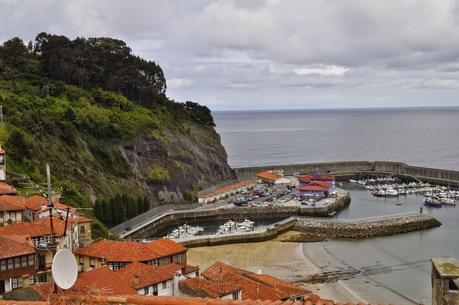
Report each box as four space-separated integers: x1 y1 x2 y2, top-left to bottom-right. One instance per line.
187 232 361 303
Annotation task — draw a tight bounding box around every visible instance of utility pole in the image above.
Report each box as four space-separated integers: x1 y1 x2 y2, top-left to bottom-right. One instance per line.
0 105 4 129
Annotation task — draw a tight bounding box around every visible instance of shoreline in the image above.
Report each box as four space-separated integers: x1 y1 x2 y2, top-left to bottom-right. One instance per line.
186 232 363 303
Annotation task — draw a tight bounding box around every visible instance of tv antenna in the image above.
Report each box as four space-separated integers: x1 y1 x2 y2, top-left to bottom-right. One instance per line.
51 248 78 290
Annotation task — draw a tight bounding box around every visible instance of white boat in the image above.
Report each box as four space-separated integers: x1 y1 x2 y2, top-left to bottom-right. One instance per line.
385 188 399 197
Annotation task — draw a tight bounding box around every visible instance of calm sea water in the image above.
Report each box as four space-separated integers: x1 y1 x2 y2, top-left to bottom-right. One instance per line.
214 108 459 170
213 108 459 304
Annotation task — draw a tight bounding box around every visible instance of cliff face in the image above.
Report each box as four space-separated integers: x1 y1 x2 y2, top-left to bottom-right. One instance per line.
120 123 234 203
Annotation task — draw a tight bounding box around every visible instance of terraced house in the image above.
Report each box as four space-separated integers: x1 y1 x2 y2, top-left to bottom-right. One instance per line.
0 236 36 294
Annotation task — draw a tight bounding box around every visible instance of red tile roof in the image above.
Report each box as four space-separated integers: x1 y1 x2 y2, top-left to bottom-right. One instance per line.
256 171 282 182
0 235 35 259
309 181 333 189
0 195 26 211
200 180 255 199
30 266 136 298
0 219 64 238
179 277 241 298
0 295 405 305
118 262 182 289
201 262 310 301
74 238 186 263
0 182 17 195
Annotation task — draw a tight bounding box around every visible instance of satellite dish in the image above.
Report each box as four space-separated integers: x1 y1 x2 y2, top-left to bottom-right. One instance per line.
52 249 78 289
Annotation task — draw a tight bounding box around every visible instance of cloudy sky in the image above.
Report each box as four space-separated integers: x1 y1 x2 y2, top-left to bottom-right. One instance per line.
2 0 459 110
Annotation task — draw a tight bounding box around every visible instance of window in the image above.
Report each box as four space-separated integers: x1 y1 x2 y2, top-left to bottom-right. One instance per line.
14 257 20 268
12 277 23 289
232 292 239 300
0 211 3 218
28 255 35 266
80 225 85 234
162 281 167 289
21 256 27 267
0 260 6 271
89 258 95 268
152 285 158 296
7 258 13 270
37 273 47 282
29 275 35 285
38 255 45 269
144 287 149 295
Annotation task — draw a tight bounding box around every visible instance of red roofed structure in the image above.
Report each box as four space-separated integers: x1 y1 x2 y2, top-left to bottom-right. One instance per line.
75 239 187 272
198 180 256 204
201 261 311 301
179 277 242 299
5 267 136 300
0 183 17 196
118 261 198 295
0 235 36 294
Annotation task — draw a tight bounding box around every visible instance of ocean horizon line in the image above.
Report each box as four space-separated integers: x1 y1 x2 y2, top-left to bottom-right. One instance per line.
212 105 459 113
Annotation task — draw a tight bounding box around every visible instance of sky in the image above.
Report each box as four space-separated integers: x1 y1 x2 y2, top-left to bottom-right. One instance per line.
1 0 459 111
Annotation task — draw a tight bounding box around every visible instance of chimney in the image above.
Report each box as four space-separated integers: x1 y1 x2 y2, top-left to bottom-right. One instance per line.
257 269 262 275
133 274 140 285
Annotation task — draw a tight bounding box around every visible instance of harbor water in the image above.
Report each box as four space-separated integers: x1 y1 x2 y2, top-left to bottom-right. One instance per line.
212 108 459 304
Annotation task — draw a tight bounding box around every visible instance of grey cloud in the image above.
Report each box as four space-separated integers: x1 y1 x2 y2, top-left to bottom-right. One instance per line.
1 0 459 110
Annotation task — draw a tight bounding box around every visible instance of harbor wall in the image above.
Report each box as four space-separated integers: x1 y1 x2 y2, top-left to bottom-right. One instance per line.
126 192 351 239
178 212 441 248
234 161 459 187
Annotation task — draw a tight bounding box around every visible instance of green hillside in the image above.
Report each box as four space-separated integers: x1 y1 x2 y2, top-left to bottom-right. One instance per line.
0 33 234 238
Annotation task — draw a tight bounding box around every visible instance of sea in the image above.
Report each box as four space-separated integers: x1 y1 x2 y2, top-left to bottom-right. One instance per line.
213 107 459 305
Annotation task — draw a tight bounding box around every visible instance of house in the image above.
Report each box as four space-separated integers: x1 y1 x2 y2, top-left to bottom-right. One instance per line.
201 262 311 301
0 235 36 294
3 266 136 301
0 215 86 283
297 175 336 199
198 180 255 204
118 261 198 296
179 277 242 300
256 171 291 185
74 238 187 272
0 196 24 226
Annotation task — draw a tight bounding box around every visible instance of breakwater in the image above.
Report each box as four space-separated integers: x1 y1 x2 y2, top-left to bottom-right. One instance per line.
177 212 441 248
293 212 442 239
123 192 351 239
234 161 459 187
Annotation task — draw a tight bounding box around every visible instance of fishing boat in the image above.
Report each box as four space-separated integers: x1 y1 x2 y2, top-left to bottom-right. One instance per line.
424 197 442 208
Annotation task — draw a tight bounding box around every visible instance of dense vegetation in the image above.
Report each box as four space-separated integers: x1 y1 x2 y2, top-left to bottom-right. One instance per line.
94 195 150 228
0 34 230 238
